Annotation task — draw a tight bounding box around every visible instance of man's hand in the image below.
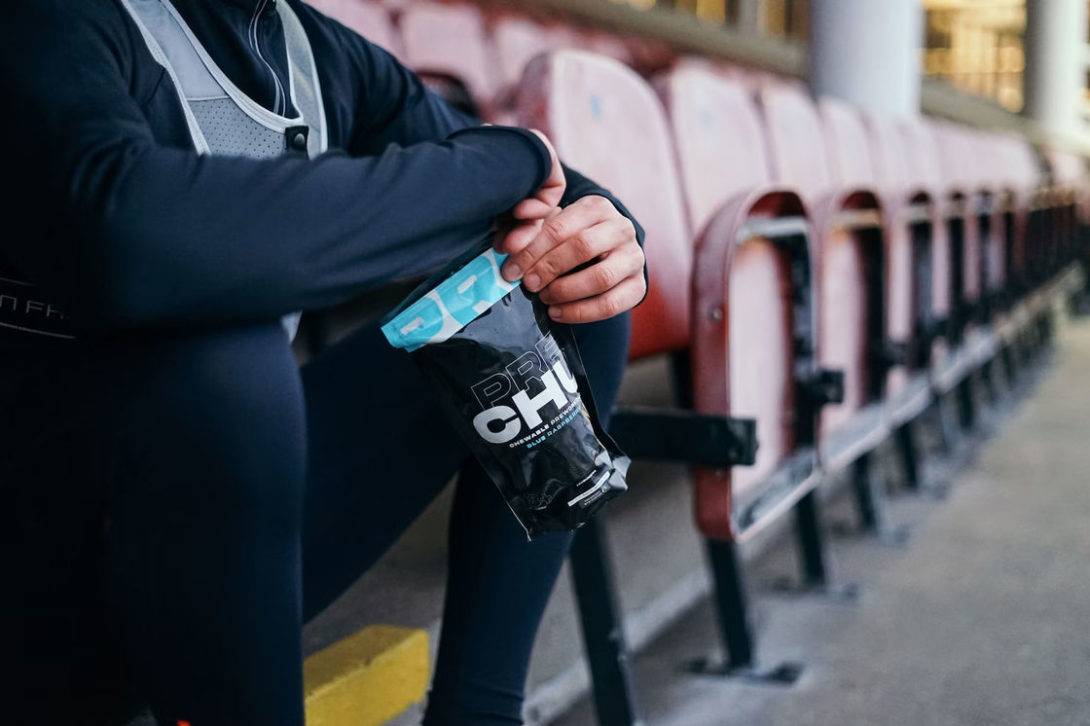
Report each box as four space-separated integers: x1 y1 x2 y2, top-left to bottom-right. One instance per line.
493 130 567 256
497 194 646 324
514 129 566 219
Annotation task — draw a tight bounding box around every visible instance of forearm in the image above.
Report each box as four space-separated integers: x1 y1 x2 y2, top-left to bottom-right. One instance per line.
67 127 550 332
7 2 553 334
326 19 645 250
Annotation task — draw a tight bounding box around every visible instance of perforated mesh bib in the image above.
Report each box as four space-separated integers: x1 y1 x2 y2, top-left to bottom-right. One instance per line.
189 98 286 159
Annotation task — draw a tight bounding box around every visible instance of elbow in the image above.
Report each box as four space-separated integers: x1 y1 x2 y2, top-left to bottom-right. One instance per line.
63 145 173 331
71 216 168 332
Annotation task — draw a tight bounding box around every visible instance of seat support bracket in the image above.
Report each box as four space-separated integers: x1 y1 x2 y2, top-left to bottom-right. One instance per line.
609 407 758 468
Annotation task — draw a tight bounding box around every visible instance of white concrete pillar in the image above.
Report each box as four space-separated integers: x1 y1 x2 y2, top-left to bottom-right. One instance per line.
808 0 923 117
1024 0 1088 137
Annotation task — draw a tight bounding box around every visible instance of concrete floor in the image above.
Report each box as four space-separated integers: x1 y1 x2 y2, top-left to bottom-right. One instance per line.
555 317 1090 726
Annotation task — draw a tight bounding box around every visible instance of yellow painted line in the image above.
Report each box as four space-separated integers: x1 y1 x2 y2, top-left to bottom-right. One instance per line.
305 625 430 726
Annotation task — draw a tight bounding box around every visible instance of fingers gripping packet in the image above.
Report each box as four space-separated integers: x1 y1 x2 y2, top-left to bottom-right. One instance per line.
381 245 629 538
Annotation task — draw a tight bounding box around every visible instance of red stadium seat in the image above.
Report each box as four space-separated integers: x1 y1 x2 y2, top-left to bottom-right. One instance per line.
659 66 772 232
824 105 935 430
1044 148 1084 269
966 130 1007 307
1044 147 1084 189
399 2 498 111
579 30 635 66
759 86 836 200
988 135 1039 289
518 54 841 689
658 64 819 535
968 132 1046 392
888 118 987 441
894 119 955 325
625 36 677 76
866 113 918 195
970 132 1017 299
832 106 928 368
517 52 839 544
489 15 589 112
819 98 878 191
919 119 1041 438
931 121 987 314
307 0 404 59
895 119 945 195
760 86 888 469
987 137 1073 374
660 68 855 678
1004 136 1043 196
517 50 692 360
304 0 337 15
492 16 568 93
1015 142 1057 284
832 105 928 364
515 50 796 701
892 119 995 424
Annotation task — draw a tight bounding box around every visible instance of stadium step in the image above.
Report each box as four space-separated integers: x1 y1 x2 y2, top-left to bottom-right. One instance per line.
304 625 430 726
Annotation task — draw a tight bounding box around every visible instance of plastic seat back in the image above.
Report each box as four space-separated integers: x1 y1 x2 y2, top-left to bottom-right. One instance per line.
966 129 998 192
978 132 1010 192
626 36 676 76
898 119 945 195
759 85 835 197
764 88 880 426
1010 139 1043 194
818 97 878 190
658 65 772 233
987 135 1025 194
893 119 951 341
965 131 1006 293
1046 148 1085 189
929 120 986 313
931 120 979 193
823 107 919 381
399 2 498 106
581 30 634 65
517 51 693 360
863 114 915 195
659 65 796 494
819 231 871 433
492 16 568 92
307 0 403 59
728 239 794 497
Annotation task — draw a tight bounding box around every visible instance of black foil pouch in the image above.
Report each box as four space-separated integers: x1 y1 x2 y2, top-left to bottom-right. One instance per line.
381 243 629 538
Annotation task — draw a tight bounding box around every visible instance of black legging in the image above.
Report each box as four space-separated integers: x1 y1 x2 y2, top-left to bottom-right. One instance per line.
9 311 629 725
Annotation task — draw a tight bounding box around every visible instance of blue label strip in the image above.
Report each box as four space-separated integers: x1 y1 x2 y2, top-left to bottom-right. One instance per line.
381 248 519 351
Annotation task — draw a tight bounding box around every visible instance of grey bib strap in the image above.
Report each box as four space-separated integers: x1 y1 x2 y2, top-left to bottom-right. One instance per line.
119 0 329 339
118 0 327 158
281 1 329 158
118 0 212 153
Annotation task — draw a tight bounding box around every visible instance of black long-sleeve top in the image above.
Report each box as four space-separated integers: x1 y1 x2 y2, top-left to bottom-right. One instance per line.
0 0 642 346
